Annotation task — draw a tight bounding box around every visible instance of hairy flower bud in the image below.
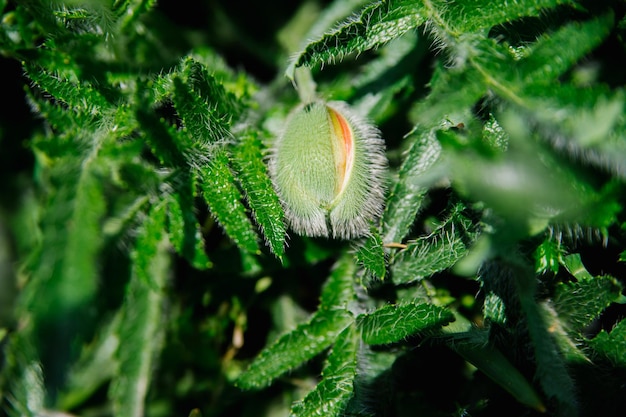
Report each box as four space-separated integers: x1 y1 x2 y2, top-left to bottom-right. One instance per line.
269 100 387 239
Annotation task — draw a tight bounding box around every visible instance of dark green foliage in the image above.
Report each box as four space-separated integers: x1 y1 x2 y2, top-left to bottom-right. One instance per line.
1 1 626 417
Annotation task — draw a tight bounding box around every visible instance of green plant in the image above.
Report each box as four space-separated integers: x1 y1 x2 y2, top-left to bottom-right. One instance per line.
1 0 625 416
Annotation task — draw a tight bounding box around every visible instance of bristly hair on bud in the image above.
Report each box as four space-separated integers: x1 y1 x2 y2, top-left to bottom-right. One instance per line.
269 100 387 239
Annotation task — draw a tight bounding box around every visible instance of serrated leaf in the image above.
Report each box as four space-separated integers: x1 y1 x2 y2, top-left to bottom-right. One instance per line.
553 254 623 332
236 309 354 390
357 303 454 345
516 14 613 84
355 231 386 280
171 75 226 155
383 129 442 244
319 253 357 310
166 181 212 270
22 154 107 388
24 63 112 116
290 324 359 417
198 149 260 254
534 239 564 275
588 318 626 367
230 133 286 259
512 262 578 415
391 204 477 285
287 0 427 79
110 200 170 417
441 0 577 34
410 63 486 129
137 109 187 168
170 59 239 159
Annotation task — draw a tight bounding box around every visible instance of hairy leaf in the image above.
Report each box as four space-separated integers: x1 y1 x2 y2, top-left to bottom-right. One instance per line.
287 0 428 79
391 204 478 285
290 324 359 417
513 261 578 416
198 149 260 254
357 303 454 345
554 254 624 332
438 0 577 35
230 133 286 259
109 201 170 417
355 231 386 280
589 318 626 367
319 253 357 311
236 309 354 390
166 181 212 270
383 129 442 244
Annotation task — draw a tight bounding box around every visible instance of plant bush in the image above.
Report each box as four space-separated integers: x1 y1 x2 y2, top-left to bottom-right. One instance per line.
1 0 625 416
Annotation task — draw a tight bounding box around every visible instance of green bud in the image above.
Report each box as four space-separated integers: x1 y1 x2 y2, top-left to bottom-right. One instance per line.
269 101 387 239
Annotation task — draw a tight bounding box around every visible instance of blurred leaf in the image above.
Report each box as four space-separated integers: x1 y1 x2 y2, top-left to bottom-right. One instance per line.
589 318 626 367
516 14 613 84
441 0 576 34
383 129 442 244
109 200 170 417
453 342 545 412
58 313 121 410
513 261 578 416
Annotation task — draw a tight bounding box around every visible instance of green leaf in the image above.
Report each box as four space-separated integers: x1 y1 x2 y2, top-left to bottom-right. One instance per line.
287 0 428 79
357 303 454 345
170 58 242 160
290 324 359 417
109 200 170 417
166 180 212 270
20 152 107 397
3 336 46 417
236 309 354 390
137 109 187 168
171 75 225 155
230 133 286 260
439 0 577 35
516 14 613 84
383 129 442 244
453 341 545 412
391 203 478 285
355 231 386 280
588 318 626 367
197 149 260 254
553 254 623 332
319 253 357 311
534 238 564 275
114 0 158 29
409 63 486 129
24 63 112 116
58 313 122 410
513 261 578 415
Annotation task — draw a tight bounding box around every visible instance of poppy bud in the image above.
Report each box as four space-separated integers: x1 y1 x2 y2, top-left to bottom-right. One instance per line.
269 100 387 239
